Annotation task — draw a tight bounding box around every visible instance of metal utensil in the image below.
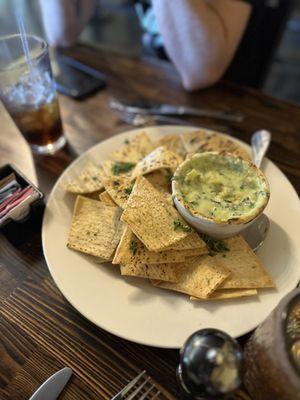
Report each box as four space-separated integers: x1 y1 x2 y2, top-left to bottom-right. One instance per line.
110 98 245 123
241 214 270 252
242 130 271 251
251 129 271 168
112 371 161 400
119 111 229 133
119 111 197 127
29 367 72 400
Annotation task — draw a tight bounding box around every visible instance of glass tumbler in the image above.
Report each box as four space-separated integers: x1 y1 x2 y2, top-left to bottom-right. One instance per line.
0 34 66 155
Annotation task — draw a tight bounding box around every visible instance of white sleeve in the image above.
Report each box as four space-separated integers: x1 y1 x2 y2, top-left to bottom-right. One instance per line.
39 0 97 47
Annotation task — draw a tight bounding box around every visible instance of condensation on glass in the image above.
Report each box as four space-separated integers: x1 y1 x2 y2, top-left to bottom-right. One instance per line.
0 34 66 154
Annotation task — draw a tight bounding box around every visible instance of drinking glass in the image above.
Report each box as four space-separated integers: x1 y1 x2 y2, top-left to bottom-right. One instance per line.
0 34 66 155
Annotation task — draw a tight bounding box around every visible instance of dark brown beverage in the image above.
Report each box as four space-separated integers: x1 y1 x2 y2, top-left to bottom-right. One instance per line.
8 97 63 147
0 34 66 154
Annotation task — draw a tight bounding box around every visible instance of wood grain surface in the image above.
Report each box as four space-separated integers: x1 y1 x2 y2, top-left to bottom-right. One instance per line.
1 44 299 399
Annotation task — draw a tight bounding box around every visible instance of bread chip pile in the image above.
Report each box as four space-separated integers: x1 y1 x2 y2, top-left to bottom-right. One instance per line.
64 130 275 301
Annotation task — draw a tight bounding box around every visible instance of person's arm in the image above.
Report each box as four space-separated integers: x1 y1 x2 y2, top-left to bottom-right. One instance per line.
152 0 252 90
39 0 97 47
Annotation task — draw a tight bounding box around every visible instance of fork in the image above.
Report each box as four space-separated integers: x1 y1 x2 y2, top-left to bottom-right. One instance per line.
112 371 161 400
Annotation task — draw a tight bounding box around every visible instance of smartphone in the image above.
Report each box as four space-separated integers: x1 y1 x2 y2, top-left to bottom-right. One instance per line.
54 55 106 100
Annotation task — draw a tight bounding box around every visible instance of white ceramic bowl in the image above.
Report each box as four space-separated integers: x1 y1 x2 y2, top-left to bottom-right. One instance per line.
172 152 270 239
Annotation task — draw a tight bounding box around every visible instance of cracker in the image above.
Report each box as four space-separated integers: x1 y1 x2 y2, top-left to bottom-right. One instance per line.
101 160 115 177
120 261 185 282
113 225 208 265
152 255 231 298
181 131 251 161
102 175 133 208
111 132 154 163
67 196 123 260
217 235 275 289
103 159 137 178
180 248 209 257
156 134 186 157
165 232 207 251
83 190 104 200
131 146 183 180
146 171 171 195
99 191 117 206
121 176 191 252
190 289 258 301
146 171 172 204
63 163 104 194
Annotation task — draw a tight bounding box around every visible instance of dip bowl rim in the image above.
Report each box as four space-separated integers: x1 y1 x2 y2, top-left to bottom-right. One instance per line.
172 152 270 229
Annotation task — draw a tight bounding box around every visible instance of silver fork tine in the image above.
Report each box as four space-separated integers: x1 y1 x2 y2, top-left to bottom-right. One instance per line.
149 391 161 400
137 384 158 400
111 371 146 400
126 376 151 400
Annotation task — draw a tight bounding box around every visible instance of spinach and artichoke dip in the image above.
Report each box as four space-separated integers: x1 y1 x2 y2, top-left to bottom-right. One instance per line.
173 152 269 224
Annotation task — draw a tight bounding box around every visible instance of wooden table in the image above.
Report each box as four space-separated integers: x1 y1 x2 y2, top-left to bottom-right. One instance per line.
0 45 299 400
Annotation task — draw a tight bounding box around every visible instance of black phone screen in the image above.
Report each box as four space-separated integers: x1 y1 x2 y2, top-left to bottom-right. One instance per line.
54 55 106 99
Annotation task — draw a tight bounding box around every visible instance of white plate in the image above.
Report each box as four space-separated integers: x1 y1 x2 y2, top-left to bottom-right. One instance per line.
42 126 300 348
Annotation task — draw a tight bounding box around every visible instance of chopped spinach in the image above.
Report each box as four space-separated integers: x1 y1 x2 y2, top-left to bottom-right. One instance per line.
111 162 136 175
124 186 133 195
201 233 229 255
173 220 193 232
129 241 138 255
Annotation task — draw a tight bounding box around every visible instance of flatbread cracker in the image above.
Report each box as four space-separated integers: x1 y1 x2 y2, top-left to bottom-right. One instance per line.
165 232 207 251
99 191 117 206
120 261 185 282
146 171 171 195
111 132 154 163
121 176 191 252
218 235 275 289
152 255 231 298
181 131 251 161
190 289 258 301
113 225 208 265
101 159 137 181
63 163 104 194
131 146 183 179
156 134 186 157
83 190 104 200
67 196 123 260
146 171 172 204
102 175 133 208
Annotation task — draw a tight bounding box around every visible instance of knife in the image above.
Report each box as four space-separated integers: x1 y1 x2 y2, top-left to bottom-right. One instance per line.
29 367 73 400
109 98 244 123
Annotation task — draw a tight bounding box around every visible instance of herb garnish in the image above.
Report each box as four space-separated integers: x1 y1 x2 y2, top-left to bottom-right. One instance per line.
165 169 173 182
201 233 229 255
124 139 130 144
173 220 193 232
129 241 138 255
111 162 136 175
124 186 133 195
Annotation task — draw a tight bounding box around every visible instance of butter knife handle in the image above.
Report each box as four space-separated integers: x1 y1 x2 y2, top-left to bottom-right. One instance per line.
158 104 244 122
